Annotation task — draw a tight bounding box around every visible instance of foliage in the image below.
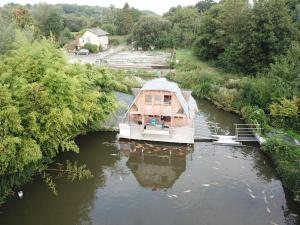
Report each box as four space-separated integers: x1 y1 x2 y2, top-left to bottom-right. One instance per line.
241 105 269 129
262 138 300 196
63 14 87 32
164 6 201 47
102 23 118 35
194 0 248 60
195 0 297 74
269 98 300 131
195 0 216 13
132 16 173 50
211 87 240 111
240 77 273 110
32 5 64 39
109 37 120 46
0 33 117 203
12 7 33 29
268 42 300 95
84 43 98 53
59 28 74 47
0 18 16 55
116 3 133 35
0 3 154 47
42 160 93 195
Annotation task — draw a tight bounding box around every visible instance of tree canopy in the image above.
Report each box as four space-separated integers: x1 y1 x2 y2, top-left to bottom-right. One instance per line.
0 32 117 180
132 16 172 50
194 0 298 74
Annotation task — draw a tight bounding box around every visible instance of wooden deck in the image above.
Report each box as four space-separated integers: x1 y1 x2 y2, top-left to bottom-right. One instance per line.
118 124 195 144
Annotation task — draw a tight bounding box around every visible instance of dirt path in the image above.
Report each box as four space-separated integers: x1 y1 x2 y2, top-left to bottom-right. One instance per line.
67 45 172 70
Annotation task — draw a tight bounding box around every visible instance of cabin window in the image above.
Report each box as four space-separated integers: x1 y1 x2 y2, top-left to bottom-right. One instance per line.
154 95 161 103
164 95 172 104
145 94 152 104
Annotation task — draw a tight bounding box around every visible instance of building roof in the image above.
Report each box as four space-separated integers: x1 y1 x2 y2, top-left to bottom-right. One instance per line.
141 78 197 117
88 28 109 36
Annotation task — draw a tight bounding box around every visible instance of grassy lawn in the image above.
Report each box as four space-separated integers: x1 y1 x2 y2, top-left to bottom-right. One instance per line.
175 49 220 74
168 48 239 93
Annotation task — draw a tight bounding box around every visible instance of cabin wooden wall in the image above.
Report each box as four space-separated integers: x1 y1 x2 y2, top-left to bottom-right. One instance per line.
129 90 194 127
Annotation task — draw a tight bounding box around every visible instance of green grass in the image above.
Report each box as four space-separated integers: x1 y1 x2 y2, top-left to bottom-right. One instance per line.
109 35 129 45
175 49 219 74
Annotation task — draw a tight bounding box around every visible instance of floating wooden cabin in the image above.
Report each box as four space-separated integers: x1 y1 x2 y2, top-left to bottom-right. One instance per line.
118 78 198 144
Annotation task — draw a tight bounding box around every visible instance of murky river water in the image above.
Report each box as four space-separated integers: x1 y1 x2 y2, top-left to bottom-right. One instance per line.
0 100 299 225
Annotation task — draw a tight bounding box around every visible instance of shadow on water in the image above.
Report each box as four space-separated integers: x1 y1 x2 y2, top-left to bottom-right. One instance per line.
0 100 299 225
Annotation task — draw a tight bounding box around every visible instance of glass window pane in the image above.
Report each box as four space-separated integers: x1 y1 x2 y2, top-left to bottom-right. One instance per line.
145 94 152 103
154 95 161 102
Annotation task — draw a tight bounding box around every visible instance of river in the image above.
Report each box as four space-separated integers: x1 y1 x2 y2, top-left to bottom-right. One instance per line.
0 100 299 225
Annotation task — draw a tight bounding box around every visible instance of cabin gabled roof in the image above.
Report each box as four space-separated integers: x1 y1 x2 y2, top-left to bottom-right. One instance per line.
141 78 192 117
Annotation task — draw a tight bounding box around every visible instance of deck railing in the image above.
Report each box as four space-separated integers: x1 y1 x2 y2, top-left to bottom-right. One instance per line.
234 124 262 142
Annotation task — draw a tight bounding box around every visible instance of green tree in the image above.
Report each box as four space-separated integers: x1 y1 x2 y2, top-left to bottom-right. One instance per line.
117 3 134 35
164 6 201 47
194 5 223 60
59 27 74 47
195 0 216 13
0 32 117 200
12 7 33 29
132 16 172 50
219 0 297 74
63 15 87 32
0 18 16 55
32 4 63 38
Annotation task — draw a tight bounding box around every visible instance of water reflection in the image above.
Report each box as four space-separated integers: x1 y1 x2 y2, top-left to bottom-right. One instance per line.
119 142 191 189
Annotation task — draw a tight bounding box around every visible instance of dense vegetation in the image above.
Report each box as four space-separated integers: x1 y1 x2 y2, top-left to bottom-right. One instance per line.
0 30 129 203
167 0 300 198
0 2 156 49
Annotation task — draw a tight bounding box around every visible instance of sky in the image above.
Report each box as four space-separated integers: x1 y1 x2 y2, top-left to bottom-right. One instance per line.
0 0 201 15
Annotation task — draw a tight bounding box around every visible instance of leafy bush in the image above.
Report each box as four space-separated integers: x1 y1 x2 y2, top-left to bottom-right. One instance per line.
59 27 74 47
241 105 268 129
262 138 300 196
83 43 98 53
211 87 239 111
269 98 300 131
240 78 273 110
192 74 215 99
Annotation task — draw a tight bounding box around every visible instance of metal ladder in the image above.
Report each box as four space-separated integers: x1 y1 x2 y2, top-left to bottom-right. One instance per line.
234 124 262 142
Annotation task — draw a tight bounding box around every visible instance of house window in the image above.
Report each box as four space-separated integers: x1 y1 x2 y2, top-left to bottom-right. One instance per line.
164 95 172 104
145 94 152 104
154 95 161 103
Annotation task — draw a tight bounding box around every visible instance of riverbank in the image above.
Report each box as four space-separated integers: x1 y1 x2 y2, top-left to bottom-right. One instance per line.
1 103 299 225
168 49 300 200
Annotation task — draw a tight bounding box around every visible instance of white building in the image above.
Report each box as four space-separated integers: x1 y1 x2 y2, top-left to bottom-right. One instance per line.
79 28 109 50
